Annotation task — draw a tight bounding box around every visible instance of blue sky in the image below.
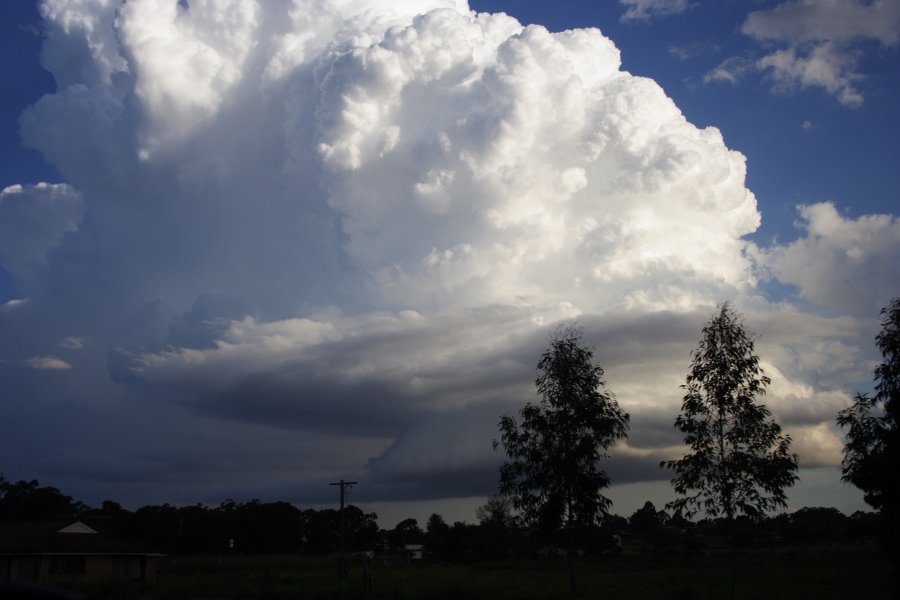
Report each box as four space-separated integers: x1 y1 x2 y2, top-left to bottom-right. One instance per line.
1 2 57 185
1 0 898 525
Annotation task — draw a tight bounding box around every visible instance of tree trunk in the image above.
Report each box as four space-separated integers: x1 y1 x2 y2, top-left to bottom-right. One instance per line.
729 515 736 600
567 524 576 600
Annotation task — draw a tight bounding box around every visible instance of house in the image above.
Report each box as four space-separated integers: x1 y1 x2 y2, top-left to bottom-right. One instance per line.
0 521 163 585
403 544 423 561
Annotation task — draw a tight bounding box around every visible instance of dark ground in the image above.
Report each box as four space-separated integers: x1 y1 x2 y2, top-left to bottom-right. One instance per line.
61 542 893 600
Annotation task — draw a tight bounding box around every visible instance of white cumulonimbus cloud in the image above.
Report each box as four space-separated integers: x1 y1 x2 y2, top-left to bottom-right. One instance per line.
0 183 83 295
0 0 886 509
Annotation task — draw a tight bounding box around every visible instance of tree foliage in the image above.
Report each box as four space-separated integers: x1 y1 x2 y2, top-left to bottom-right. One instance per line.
388 517 424 551
662 305 798 520
628 501 668 536
495 324 629 532
838 298 900 512
299 505 378 554
475 495 513 527
837 299 900 573
0 476 81 522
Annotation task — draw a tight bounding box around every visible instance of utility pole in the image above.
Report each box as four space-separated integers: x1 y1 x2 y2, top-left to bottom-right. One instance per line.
330 479 357 577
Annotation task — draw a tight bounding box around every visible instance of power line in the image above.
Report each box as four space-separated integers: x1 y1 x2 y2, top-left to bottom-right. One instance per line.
329 479 357 577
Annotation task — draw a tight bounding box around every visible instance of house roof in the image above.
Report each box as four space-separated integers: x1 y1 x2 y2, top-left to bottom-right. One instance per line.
0 521 163 556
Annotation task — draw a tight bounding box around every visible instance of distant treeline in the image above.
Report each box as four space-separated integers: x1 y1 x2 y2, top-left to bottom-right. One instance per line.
0 476 882 559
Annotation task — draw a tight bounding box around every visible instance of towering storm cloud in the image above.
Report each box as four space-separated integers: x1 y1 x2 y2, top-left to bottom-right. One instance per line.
2 0 896 511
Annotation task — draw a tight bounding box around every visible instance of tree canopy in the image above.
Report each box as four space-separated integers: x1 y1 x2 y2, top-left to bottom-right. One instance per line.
0 476 81 522
838 298 900 510
837 298 900 569
495 324 629 532
662 305 798 520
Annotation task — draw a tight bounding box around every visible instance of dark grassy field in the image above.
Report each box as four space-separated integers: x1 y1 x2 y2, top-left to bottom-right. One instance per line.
78 544 892 600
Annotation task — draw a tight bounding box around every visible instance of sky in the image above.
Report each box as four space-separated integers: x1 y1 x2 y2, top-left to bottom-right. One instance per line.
1 0 898 528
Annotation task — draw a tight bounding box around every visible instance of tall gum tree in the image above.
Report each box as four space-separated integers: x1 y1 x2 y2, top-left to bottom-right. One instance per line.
662 304 798 521
662 304 798 598
495 324 629 599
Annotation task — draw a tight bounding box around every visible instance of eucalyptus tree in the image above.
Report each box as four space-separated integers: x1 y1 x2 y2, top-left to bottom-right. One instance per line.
662 305 797 597
496 324 629 599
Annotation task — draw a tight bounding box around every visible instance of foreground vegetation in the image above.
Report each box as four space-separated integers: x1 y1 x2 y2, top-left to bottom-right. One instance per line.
4 475 894 598
61 541 889 600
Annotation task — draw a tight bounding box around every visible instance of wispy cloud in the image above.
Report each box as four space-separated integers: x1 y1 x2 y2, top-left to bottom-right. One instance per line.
669 41 720 61
703 56 753 85
620 0 693 23
741 0 900 47
26 355 73 370
707 0 900 106
60 337 86 350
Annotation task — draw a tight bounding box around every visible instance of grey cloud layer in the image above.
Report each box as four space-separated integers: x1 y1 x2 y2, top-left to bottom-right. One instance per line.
0 0 892 508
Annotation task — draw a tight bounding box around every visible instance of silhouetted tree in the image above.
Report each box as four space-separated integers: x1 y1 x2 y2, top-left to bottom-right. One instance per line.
132 504 182 553
344 505 379 552
662 304 798 598
228 500 301 553
177 504 220 553
0 478 81 522
81 499 135 540
496 324 629 599
629 501 667 536
388 517 424 552
424 513 451 560
300 508 339 554
446 521 476 562
788 507 848 542
475 495 513 527
838 297 900 574
474 495 516 561
602 513 628 531
847 510 882 541
628 501 686 556
663 305 798 518
426 513 449 534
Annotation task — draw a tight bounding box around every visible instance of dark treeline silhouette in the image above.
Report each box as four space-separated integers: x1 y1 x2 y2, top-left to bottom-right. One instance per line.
0 474 378 555
0 477 84 522
0 475 881 561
